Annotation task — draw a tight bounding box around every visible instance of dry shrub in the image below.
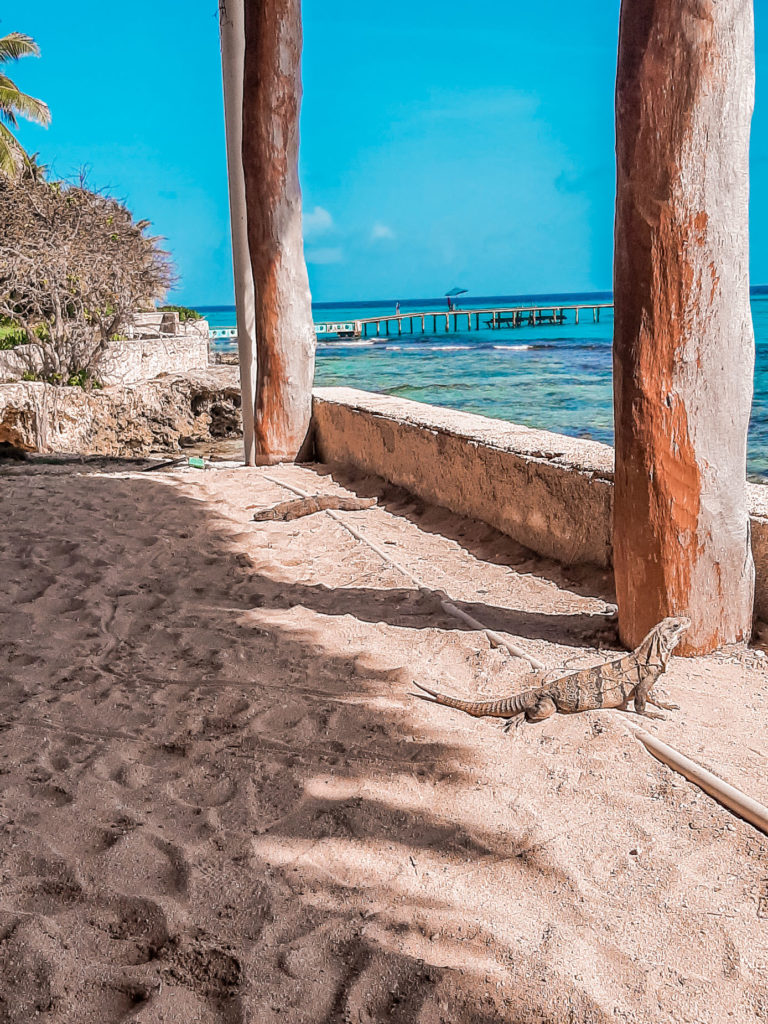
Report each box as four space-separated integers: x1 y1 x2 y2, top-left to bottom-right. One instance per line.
0 168 174 383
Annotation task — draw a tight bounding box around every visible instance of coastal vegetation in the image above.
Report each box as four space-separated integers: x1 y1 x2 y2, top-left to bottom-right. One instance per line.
0 168 173 384
158 303 202 322
0 32 50 176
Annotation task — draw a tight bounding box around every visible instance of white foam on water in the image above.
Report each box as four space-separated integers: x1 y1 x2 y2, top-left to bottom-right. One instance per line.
493 344 532 351
318 340 376 349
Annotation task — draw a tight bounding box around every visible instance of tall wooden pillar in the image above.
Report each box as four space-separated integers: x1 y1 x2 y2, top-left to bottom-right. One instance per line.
242 0 315 464
613 0 755 654
219 0 257 465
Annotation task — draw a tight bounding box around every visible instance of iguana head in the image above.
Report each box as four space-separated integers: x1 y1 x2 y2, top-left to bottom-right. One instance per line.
635 616 691 667
654 615 691 661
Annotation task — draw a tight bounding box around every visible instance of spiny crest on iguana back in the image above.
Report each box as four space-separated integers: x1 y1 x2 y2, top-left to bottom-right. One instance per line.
413 615 691 724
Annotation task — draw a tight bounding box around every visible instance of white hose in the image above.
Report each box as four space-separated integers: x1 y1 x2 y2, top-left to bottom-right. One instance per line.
261 473 545 671
630 727 768 837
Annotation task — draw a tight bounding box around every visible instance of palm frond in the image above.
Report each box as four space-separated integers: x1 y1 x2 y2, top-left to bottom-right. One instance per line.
0 119 24 176
0 86 50 126
0 33 41 64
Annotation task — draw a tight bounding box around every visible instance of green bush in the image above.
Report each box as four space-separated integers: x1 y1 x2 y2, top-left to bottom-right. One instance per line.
0 322 51 349
66 368 102 389
158 304 202 323
19 367 102 389
0 326 26 349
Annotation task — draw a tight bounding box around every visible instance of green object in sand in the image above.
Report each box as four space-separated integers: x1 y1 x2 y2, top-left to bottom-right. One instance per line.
188 456 205 469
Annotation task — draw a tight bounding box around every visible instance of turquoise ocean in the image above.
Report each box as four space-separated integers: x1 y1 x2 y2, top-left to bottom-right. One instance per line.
200 290 768 479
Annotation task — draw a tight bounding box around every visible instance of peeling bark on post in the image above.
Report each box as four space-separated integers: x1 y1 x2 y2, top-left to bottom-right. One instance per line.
219 0 257 466
613 0 755 654
242 0 315 464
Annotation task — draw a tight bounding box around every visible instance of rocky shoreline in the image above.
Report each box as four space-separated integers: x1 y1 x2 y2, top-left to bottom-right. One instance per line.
0 368 242 457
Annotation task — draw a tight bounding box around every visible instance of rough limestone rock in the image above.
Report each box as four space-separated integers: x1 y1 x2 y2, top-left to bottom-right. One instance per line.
0 368 242 456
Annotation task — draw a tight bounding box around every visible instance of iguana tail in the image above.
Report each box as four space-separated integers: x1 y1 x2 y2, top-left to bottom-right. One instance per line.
411 681 540 719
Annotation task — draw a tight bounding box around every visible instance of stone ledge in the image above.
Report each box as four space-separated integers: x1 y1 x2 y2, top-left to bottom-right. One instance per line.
312 387 768 620
312 387 615 568
313 386 615 477
98 330 210 385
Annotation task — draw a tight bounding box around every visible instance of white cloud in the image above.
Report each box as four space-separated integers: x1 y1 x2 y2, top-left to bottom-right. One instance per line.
370 222 395 242
305 246 343 265
304 205 333 237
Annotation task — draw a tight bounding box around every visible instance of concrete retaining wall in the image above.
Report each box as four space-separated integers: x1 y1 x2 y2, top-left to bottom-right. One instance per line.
312 387 615 568
312 387 768 620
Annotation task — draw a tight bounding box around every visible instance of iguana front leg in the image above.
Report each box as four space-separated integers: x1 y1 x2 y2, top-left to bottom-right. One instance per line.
646 695 680 711
632 689 666 720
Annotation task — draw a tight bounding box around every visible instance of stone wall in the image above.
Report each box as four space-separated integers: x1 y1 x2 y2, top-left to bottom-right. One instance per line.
97 330 210 385
747 492 768 621
0 323 209 386
312 387 768 622
0 344 43 383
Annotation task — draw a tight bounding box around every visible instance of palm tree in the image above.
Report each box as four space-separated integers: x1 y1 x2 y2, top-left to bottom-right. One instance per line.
0 32 50 176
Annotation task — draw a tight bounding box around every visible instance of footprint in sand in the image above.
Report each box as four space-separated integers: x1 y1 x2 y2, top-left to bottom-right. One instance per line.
167 765 238 809
3 848 84 917
108 759 153 789
62 892 171 967
21 780 74 810
0 910 172 1023
42 733 102 776
158 935 243 999
267 926 431 1024
0 914 72 1021
98 829 191 899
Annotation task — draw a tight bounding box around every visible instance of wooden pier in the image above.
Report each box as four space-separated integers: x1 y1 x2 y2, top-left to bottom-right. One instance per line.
324 302 612 340
209 303 613 343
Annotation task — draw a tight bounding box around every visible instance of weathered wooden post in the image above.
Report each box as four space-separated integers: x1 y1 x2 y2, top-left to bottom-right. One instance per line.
242 0 315 463
219 0 257 465
613 0 755 654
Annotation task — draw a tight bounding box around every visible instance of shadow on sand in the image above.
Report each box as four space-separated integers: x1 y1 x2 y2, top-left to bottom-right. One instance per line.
0 461 621 1023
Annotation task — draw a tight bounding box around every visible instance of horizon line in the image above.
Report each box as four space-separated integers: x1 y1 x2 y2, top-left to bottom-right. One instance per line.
193 284 768 310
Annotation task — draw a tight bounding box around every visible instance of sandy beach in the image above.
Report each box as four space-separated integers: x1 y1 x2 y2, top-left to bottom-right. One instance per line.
1 455 767 1023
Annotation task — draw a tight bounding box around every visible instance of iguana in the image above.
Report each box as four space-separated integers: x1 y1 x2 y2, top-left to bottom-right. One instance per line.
252 495 376 522
413 616 690 724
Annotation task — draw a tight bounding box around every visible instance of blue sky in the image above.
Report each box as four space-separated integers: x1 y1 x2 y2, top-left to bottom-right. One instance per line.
5 1 768 304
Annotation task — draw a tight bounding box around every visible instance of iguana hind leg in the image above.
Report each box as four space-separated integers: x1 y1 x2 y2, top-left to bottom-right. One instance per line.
502 714 526 734
524 697 557 722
